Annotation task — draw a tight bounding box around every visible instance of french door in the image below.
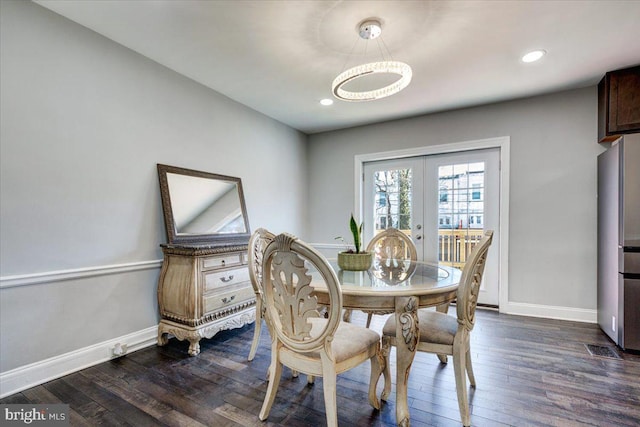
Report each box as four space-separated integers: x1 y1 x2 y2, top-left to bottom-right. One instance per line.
363 148 500 306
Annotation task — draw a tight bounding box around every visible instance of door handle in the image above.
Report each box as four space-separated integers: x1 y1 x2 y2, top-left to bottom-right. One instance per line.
415 235 422 240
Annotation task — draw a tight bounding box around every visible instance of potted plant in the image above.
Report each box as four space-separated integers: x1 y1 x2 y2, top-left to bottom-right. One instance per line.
335 214 373 271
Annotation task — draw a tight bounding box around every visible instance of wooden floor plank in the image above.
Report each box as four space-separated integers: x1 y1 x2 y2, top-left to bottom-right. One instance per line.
3 309 639 426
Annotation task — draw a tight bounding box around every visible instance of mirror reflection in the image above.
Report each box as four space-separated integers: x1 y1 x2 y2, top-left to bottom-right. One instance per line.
167 173 246 235
371 258 417 286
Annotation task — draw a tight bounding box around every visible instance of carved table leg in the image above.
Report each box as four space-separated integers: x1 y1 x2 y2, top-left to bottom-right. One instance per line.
436 302 450 314
436 303 449 363
395 296 419 427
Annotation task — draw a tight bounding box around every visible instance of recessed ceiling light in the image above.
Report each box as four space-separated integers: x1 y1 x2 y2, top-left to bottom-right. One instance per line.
522 50 546 63
320 98 334 106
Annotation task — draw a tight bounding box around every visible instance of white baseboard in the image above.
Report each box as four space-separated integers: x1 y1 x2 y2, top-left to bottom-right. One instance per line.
502 301 597 323
0 326 158 399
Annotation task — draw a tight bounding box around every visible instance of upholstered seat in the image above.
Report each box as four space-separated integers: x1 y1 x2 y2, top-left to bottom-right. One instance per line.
306 318 381 362
258 233 383 427
382 310 457 345
380 230 494 427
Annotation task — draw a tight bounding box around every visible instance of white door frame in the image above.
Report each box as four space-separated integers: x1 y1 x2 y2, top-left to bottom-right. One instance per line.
354 136 510 311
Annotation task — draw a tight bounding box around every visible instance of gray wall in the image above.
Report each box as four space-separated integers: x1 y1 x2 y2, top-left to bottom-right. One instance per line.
0 0 607 376
308 87 605 310
0 0 307 372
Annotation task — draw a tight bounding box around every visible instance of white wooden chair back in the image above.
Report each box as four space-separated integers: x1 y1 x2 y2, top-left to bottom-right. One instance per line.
262 233 342 353
247 228 277 361
366 228 417 262
456 230 493 332
248 228 275 296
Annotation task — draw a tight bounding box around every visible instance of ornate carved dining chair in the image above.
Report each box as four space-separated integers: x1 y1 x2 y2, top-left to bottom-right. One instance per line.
345 227 418 327
247 228 276 362
379 230 493 427
368 227 418 263
258 233 383 427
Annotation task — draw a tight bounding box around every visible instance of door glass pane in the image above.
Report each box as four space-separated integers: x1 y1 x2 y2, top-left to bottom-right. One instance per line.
373 168 412 234
438 162 485 270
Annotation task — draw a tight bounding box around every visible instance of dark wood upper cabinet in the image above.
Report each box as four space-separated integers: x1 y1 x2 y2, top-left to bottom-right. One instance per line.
598 65 640 143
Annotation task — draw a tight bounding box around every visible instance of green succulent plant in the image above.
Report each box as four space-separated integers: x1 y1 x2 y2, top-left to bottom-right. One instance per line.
335 213 365 254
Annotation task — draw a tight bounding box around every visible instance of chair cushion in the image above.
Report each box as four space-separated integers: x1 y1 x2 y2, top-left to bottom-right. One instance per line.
307 317 380 362
382 310 458 345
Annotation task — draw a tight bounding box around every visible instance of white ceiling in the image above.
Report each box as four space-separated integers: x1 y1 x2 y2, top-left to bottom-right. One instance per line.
35 0 640 134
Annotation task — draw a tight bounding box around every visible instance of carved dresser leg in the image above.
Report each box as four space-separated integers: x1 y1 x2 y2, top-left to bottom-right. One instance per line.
158 323 169 347
187 338 201 356
157 328 169 346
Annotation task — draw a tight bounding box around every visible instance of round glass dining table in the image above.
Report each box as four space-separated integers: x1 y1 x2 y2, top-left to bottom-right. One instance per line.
312 259 462 427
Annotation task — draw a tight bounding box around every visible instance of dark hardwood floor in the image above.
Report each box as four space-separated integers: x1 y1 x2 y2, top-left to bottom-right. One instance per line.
3 309 640 426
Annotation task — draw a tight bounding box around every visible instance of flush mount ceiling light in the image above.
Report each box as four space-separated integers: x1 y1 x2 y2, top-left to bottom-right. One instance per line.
332 19 412 102
522 49 546 63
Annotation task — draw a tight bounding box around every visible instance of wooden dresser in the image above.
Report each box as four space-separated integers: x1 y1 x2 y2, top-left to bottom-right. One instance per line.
157 243 255 356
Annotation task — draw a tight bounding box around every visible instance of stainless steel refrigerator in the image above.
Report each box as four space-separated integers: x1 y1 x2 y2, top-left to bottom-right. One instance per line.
597 133 640 351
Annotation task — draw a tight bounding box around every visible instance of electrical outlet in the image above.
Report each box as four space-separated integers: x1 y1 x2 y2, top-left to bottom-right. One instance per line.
612 316 616 332
112 343 128 357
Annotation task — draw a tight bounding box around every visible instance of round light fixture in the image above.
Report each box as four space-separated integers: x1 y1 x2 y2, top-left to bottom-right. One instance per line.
332 61 412 102
522 50 546 63
332 19 412 102
320 98 334 106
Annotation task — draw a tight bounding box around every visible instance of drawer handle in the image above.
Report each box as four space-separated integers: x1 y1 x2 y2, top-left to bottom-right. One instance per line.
221 295 236 304
220 275 234 283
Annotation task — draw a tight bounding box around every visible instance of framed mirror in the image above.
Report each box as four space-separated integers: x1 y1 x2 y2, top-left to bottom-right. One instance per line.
157 164 251 246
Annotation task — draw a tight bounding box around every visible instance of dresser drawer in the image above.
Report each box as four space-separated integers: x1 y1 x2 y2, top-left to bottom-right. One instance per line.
204 284 254 313
204 267 249 291
201 253 243 270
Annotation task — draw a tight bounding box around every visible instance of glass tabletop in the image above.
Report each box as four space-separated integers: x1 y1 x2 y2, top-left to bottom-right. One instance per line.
311 259 462 297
